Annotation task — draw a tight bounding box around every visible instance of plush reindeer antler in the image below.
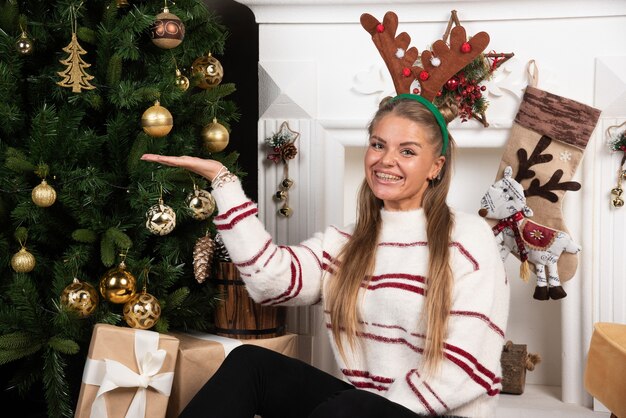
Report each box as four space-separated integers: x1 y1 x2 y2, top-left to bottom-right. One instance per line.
361 11 490 102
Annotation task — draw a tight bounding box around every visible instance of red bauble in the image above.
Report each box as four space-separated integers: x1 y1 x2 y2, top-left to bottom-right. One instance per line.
419 71 429 81
412 88 420 94
460 42 472 53
445 77 460 90
376 24 385 33
402 67 411 77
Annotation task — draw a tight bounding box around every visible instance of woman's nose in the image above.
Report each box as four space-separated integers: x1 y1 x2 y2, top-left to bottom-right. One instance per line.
381 152 396 166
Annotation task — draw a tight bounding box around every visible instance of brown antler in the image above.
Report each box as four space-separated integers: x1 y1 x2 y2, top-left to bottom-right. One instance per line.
361 11 490 102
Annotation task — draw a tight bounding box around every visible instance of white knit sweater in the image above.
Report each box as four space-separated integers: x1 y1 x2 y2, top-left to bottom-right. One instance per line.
211 179 509 418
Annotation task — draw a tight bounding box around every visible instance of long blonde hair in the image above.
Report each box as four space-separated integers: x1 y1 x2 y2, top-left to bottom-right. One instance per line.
325 98 456 372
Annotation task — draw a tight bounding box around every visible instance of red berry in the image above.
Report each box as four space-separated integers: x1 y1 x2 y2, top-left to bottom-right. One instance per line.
461 42 472 53
419 71 429 81
402 68 411 77
376 24 384 33
480 85 487 91
413 88 420 94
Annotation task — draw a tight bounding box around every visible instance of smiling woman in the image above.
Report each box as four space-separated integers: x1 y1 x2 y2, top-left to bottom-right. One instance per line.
140 93 509 418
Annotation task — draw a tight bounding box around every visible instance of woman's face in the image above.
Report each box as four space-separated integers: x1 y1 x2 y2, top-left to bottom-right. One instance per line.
364 113 445 211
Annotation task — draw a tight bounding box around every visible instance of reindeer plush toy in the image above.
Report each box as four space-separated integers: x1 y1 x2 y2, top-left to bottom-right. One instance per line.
479 166 581 300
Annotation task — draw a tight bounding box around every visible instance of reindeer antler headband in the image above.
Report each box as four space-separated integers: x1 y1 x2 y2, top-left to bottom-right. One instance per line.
361 11 490 155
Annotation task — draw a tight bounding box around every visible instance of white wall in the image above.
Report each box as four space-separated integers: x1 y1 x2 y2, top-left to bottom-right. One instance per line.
238 0 626 407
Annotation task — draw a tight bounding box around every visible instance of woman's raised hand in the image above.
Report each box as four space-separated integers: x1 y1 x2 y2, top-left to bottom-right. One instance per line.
140 154 225 181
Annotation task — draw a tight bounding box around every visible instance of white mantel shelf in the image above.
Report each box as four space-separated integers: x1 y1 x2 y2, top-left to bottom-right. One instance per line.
238 0 625 23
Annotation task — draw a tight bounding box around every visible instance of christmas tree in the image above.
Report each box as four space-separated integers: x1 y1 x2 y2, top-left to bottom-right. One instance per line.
0 0 244 416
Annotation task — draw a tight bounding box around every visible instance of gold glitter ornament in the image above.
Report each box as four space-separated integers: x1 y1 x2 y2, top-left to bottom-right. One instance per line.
191 53 223 89
150 7 185 49
175 68 189 91
201 118 229 153
145 199 176 235
11 247 36 273
32 179 57 207
123 289 161 329
16 31 34 55
99 260 137 304
141 100 173 137
61 278 99 317
186 186 216 220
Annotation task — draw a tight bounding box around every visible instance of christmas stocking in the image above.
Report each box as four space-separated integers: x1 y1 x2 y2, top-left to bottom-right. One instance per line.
494 61 601 295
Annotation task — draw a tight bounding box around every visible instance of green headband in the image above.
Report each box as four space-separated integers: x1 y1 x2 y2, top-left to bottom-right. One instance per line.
390 94 449 156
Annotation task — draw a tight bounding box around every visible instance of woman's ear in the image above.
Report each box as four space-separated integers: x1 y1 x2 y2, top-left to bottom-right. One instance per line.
430 156 446 179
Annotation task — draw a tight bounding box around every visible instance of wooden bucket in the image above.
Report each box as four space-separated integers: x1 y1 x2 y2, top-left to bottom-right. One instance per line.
212 261 286 339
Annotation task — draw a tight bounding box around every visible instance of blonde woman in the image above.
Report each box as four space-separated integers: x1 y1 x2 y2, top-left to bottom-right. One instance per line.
141 96 509 418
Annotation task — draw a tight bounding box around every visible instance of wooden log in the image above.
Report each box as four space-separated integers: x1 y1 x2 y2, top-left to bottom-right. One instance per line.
212 261 286 339
500 341 528 395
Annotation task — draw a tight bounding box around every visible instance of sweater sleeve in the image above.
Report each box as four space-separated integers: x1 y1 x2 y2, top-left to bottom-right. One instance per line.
384 215 509 416
210 178 326 306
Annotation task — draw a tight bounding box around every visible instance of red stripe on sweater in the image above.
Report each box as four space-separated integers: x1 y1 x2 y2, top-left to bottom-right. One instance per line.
214 201 256 221
369 273 426 283
341 369 394 384
260 247 303 305
234 239 272 267
450 310 504 338
444 352 500 396
379 241 428 248
444 342 499 382
355 331 424 354
412 369 449 410
262 247 279 268
450 242 479 271
215 208 258 230
300 244 323 271
365 282 425 295
348 380 389 392
405 371 437 415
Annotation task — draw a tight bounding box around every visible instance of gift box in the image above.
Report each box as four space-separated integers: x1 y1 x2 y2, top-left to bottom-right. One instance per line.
584 322 626 418
166 331 297 418
75 323 179 418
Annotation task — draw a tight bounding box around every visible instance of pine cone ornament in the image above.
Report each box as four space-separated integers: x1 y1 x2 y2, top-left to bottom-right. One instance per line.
193 235 215 283
281 143 298 161
213 232 231 262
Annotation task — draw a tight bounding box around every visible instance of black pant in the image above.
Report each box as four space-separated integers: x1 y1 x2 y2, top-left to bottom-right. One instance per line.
178 344 424 418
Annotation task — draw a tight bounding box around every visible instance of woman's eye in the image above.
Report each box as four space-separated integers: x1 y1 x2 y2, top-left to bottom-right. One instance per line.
401 149 416 156
370 142 383 150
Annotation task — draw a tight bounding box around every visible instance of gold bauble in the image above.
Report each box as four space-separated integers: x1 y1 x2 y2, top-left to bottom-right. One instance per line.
186 188 216 220
123 291 161 329
611 187 623 197
141 100 173 137
61 278 99 317
116 0 130 8
201 118 229 153
99 261 137 304
10 247 36 273
175 68 189 91
191 53 223 89
150 8 185 49
145 201 176 235
32 179 57 207
612 196 624 208
16 32 34 55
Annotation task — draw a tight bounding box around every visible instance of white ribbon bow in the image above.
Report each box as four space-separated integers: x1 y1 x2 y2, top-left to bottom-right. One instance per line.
82 329 174 418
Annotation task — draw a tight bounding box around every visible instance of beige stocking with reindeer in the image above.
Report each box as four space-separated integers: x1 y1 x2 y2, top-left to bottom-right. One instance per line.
496 61 601 284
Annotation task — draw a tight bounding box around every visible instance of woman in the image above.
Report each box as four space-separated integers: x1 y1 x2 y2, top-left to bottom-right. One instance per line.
141 96 509 418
